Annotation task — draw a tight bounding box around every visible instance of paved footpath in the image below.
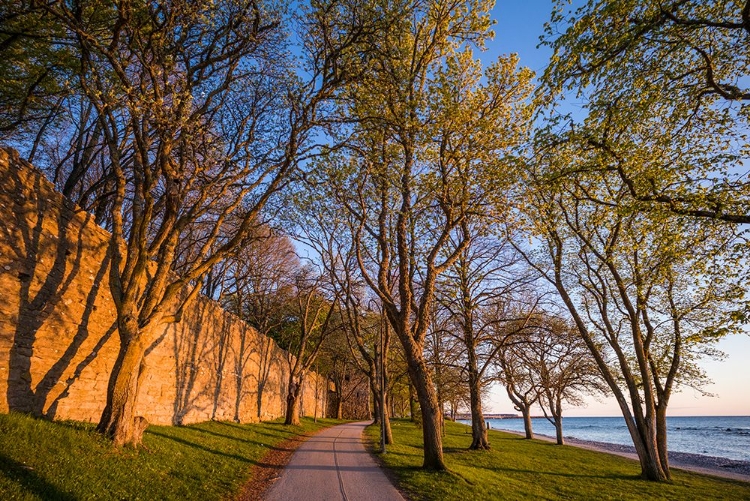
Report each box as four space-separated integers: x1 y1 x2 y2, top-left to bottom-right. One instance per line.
264 421 404 501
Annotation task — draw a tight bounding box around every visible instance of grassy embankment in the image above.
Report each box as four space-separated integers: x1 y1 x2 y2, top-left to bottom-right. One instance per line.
366 419 750 501
0 412 339 500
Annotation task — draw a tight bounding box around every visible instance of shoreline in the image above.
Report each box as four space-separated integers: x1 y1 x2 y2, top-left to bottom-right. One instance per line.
497 428 750 483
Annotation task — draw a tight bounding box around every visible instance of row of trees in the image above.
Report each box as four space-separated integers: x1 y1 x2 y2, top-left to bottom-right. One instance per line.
2 0 747 483
2 0 380 445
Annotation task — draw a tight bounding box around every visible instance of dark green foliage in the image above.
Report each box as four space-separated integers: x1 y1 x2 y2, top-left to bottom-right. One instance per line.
0 3 77 136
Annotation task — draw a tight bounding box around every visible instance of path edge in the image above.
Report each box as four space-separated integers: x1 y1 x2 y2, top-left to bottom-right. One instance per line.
360 421 412 501
233 423 335 501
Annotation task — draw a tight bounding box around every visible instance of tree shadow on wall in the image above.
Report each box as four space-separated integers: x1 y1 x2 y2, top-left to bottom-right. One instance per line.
173 307 212 425
2 160 112 418
249 334 283 422
210 312 232 421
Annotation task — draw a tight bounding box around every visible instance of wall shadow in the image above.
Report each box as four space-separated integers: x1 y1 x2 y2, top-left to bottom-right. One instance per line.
236 329 274 422
172 308 211 424
210 313 232 420
2 158 109 418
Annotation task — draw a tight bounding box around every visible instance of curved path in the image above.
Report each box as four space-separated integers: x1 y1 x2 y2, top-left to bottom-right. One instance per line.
264 421 404 501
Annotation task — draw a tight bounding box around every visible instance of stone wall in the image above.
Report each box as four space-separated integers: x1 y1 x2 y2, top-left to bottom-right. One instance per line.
0 148 326 425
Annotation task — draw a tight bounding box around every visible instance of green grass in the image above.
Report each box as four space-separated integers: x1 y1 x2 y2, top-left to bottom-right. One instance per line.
366 419 750 501
0 412 340 500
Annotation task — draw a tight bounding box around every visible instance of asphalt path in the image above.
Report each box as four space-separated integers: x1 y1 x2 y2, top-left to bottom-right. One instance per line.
264 421 405 501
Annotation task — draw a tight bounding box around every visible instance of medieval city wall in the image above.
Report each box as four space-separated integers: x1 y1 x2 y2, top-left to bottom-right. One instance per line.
0 148 325 425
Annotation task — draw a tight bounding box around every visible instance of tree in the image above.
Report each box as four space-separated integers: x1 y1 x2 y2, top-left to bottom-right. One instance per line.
317 0 533 468
517 161 745 480
284 168 399 439
436 229 536 449
425 308 464 437
219 228 299 421
317 326 370 420
0 2 75 141
17 0 369 446
496 345 537 440
338 287 395 443
280 269 340 426
541 0 750 224
519 314 605 445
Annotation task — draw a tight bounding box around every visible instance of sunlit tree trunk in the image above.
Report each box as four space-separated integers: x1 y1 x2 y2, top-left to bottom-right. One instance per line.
521 407 533 439
406 353 445 470
467 353 489 449
97 316 154 446
285 375 302 426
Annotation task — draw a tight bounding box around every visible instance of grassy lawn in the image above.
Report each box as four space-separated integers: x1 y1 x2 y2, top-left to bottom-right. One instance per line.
0 412 339 500
366 419 750 501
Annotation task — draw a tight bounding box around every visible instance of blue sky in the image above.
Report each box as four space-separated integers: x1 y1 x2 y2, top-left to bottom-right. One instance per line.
487 0 554 75
481 0 750 417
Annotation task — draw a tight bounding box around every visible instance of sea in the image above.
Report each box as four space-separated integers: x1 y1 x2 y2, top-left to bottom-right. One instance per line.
461 416 750 462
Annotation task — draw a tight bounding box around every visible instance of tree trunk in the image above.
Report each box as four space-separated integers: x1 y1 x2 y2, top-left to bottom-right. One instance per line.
554 415 564 445
383 406 393 445
434 364 445 438
656 404 670 477
467 355 489 449
370 369 380 424
336 395 343 419
408 358 445 470
285 375 302 426
468 394 488 449
634 427 668 481
554 274 671 481
372 393 380 423
97 327 149 446
382 369 393 445
621 405 669 481
409 382 420 424
521 405 533 439
285 390 301 425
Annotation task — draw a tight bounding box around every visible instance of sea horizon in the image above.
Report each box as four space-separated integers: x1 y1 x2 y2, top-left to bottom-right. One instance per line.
459 415 750 462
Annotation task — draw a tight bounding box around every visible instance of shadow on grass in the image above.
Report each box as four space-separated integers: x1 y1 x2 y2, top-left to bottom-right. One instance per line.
440 442 643 482
147 430 257 464
0 453 76 501
179 425 274 448
485 465 642 482
48 418 97 433
213 421 295 439
212 421 308 441
443 446 474 454
388 461 641 485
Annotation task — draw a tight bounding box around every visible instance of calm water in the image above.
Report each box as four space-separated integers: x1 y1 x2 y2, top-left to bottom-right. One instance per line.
465 416 750 462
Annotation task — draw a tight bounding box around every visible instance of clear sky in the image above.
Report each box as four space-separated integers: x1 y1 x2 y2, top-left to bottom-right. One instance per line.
481 0 750 417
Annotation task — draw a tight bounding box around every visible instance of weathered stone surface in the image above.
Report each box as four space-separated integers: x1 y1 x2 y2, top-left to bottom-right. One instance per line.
0 148 325 425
